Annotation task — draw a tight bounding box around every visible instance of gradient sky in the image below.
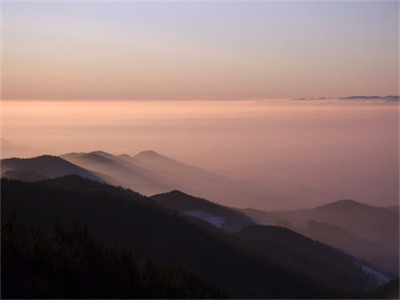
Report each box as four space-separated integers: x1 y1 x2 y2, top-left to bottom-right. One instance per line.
1 1 399 208
2 1 398 100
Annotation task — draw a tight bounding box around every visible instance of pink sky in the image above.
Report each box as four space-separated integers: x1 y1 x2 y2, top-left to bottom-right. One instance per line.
2 99 398 208
2 2 398 100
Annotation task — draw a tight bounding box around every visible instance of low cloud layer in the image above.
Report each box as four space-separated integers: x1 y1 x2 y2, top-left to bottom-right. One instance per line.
2 99 398 209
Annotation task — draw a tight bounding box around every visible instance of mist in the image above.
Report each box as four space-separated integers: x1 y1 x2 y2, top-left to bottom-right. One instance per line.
1 99 398 209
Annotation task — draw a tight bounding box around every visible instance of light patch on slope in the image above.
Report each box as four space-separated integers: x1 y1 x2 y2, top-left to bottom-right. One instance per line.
361 265 390 285
184 210 225 229
251 218 271 226
355 261 390 285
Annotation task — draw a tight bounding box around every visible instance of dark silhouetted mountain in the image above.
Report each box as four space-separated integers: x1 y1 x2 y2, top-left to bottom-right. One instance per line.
341 95 399 101
303 220 398 278
1 155 104 182
145 189 393 291
1 170 48 182
234 225 389 292
2 216 229 299
311 200 398 250
240 199 399 275
364 278 400 299
385 95 400 101
61 150 280 209
152 190 261 232
346 96 381 99
385 205 400 213
2 176 365 298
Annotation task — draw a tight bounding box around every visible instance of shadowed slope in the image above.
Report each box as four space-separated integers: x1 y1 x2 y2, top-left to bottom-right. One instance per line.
1 155 104 182
2 216 230 299
153 190 388 292
364 278 400 299
2 176 358 299
234 225 389 292
62 151 176 194
240 199 399 275
61 150 284 209
152 190 259 232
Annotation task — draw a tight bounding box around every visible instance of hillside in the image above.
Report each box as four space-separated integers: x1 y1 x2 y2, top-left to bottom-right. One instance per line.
61 150 283 209
1 155 103 182
2 176 370 298
240 200 399 275
234 225 390 291
61 151 174 195
152 190 259 232
2 216 229 299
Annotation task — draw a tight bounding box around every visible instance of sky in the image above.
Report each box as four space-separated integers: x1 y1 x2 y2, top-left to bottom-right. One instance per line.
2 1 399 100
1 99 399 208
1 1 399 208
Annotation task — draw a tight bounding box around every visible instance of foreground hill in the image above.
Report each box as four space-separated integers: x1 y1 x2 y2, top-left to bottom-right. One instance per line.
152 190 260 232
152 190 391 290
1 155 103 182
2 176 378 298
363 279 400 299
2 216 229 299
240 199 399 275
61 150 286 209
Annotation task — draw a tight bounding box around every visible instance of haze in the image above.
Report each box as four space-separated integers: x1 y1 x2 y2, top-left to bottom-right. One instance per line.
2 2 400 299
2 1 399 209
2 99 398 209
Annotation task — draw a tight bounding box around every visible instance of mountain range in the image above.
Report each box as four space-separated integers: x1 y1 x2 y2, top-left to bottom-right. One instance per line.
62 150 287 209
240 200 399 275
152 190 261 233
2 175 392 298
1 149 399 298
2 149 291 209
1 155 104 182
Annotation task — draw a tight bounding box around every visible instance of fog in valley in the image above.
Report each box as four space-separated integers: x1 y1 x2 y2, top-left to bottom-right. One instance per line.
2 2 399 297
1 98 398 210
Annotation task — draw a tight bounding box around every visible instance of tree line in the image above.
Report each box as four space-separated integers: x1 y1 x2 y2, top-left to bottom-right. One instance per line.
1 212 229 299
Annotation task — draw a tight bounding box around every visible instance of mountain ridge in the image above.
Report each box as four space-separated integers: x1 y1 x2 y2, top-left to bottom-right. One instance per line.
60 150 281 209
2 175 359 298
152 190 257 232
1 155 104 183
240 200 399 275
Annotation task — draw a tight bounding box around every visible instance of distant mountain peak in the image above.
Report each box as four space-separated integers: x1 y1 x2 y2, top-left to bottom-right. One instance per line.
4 154 62 162
315 199 368 210
87 151 115 158
136 150 161 156
152 190 196 201
134 150 168 160
166 190 190 196
332 199 360 205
